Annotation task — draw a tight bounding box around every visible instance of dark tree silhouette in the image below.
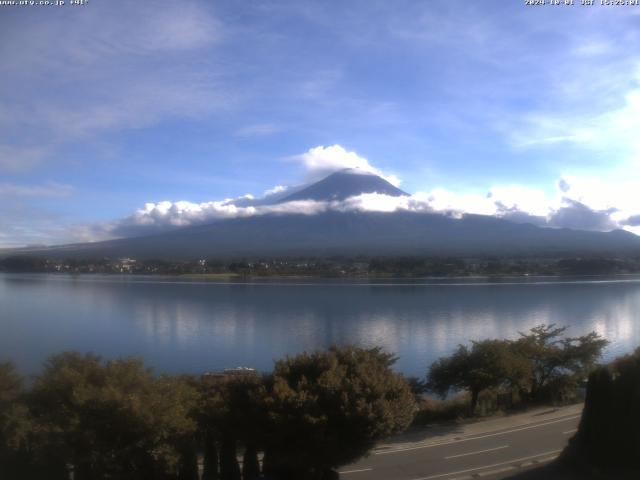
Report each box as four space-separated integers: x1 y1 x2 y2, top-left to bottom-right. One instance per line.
564 347 640 476
196 371 267 480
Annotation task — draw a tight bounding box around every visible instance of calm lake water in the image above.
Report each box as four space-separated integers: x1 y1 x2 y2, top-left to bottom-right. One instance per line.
2 273 640 377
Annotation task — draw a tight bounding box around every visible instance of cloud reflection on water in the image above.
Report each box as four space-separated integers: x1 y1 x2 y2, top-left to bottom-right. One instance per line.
1 275 640 376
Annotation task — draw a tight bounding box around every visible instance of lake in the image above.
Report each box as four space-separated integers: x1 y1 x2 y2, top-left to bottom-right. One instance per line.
2 273 640 377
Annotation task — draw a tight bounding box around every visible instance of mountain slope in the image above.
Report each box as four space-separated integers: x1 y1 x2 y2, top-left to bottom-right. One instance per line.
280 169 407 202
13 211 640 260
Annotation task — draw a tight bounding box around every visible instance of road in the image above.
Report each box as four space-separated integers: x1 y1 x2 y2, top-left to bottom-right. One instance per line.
339 405 582 480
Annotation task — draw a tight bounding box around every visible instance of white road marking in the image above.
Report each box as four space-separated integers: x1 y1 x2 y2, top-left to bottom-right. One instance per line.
338 468 373 475
562 428 577 435
474 465 516 478
410 449 561 480
376 414 580 455
444 445 509 460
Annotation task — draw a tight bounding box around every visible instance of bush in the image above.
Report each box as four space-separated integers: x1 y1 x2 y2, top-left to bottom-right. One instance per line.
262 346 416 479
0 347 417 480
412 394 470 426
26 353 199 480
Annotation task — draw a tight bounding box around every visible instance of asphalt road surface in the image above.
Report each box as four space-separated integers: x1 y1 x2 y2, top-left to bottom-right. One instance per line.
339 407 581 480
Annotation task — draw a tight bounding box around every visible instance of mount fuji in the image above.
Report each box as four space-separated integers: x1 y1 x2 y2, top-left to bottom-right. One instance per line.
7 169 640 260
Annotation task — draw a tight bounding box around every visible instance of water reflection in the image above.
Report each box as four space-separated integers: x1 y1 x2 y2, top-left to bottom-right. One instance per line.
1 274 640 376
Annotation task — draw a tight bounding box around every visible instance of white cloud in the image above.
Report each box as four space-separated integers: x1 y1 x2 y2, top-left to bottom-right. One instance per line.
8 172 640 248
291 145 402 187
42 171 640 242
235 124 281 138
131 5 221 53
548 198 617 232
297 70 343 100
0 1 227 169
572 40 611 58
0 145 49 172
420 189 495 217
6 133 640 246
488 186 551 218
341 193 417 213
511 74 640 170
113 193 425 236
107 198 330 238
0 182 73 197
264 185 287 196
126 200 253 228
530 88 640 149
557 175 640 235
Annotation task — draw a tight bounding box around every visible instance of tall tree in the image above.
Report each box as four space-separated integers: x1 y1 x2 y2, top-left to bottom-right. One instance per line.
201 429 219 480
428 339 523 413
514 324 608 401
194 376 224 480
196 372 267 480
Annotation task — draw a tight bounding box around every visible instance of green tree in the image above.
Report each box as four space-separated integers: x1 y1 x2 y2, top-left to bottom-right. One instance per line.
263 346 415 480
514 324 608 401
28 352 198 480
0 362 22 406
427 339 522 414
0 362 35 479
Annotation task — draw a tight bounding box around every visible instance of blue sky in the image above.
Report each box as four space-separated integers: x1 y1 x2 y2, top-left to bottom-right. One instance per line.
2 0 640 247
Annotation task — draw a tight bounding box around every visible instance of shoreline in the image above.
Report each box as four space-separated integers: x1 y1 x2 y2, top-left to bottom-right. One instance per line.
3 271 640 283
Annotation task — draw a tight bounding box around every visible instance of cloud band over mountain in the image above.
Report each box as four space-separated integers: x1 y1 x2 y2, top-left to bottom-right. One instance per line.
3 144 639 248
72 145 639 242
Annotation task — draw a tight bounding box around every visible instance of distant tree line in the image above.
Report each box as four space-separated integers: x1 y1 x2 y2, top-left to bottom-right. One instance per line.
2 255 640 277
0 347 415 480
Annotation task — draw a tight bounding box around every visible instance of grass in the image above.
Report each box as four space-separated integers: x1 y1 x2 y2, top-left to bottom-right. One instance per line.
412 393 472 426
